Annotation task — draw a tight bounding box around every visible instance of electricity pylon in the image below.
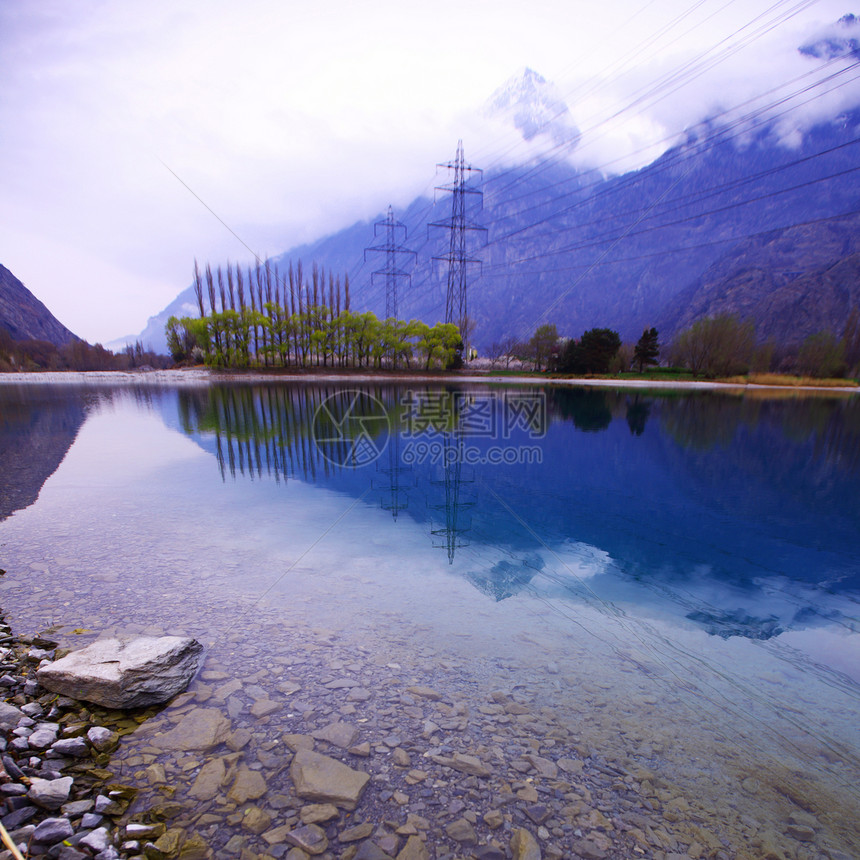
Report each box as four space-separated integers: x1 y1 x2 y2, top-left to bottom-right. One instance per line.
429 140 486 347
365 205 415 322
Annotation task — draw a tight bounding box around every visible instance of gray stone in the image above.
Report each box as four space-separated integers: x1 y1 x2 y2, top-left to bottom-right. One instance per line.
511 828 541 860
395 836 429 860
473 848 506 860
228 766 267 803
445 817 477 843
430 752 492 777
311 721 359 749
2 806 37 829
87 727 119 752
33 816 75 843
51 737 89 757
0 702 23 731
189 756 228 800
29 776 73 810
406 686 442 701
785 823 815 842
285 823 328 855
570 838 607 859
338 821 374 842
36 636 202 708
80 827 111 852
56 847 89 860
354 843 394 860
154 707 231 751
524 754 558 778
290 749 370 810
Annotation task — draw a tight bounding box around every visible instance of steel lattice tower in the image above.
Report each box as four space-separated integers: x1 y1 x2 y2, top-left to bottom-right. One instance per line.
429 141 486 346
429 434 474 564
365 205 415 321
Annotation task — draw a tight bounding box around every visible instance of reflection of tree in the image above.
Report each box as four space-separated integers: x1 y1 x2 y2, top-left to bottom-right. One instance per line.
547 389 614 433
625 395 651 436
659 392 860 476
659 393 747 451
0 386 88 521
179 385 399 482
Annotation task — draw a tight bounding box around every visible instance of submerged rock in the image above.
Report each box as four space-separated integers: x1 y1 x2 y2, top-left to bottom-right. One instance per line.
36 636 203 708
155 707 231 751
290 748 370 810
511 827 542 860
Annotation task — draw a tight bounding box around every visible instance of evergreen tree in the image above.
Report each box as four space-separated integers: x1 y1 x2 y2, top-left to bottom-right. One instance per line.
633 327 659 372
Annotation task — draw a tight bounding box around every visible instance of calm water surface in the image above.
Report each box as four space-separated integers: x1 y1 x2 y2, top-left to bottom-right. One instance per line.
0 381 858 858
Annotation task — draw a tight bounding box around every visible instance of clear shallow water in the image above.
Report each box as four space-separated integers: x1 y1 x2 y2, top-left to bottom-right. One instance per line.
0 381 858 858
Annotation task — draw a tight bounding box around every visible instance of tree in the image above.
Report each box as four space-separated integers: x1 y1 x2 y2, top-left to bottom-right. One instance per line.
670 315 755 377
841 308 860 378
633 327 659 372
797 331 846 378
528 324 558 371
558 328 621 374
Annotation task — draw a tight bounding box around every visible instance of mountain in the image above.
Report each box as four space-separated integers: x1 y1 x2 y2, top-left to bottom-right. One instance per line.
134 59 860 354
663 214 860 343
0 264 79 346
484 67 581 152
108 288 201 354
799 13 860 60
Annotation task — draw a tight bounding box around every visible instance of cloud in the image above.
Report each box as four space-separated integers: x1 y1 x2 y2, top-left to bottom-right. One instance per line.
1 0 857 342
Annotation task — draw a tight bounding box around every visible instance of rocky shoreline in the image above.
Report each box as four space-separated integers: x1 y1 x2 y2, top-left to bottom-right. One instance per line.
0 614 690 860
0 609 849 860
0 619 173 860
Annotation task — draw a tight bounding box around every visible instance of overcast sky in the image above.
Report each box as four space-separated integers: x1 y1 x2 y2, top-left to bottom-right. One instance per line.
1 0 858 344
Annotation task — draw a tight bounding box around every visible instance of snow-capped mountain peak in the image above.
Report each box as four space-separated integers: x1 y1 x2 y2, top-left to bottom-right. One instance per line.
799 13 860 60
484 67 580 153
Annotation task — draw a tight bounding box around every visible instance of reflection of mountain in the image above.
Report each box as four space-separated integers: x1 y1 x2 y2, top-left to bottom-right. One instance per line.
0 386 88 520
162 383 860 637
686 609 782 640
465 554 543 602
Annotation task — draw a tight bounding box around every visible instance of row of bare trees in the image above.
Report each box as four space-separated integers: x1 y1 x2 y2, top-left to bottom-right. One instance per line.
167 260 463 370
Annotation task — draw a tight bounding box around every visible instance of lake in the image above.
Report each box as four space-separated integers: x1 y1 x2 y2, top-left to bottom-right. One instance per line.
0 378 858 859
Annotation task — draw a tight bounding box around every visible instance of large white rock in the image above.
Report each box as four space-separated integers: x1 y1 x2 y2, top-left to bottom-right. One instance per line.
36 636 202 709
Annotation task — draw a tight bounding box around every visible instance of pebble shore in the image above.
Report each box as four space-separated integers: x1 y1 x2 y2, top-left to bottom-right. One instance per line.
1 612 851 860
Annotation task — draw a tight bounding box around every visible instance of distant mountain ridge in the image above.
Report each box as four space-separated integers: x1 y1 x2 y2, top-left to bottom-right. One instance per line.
0 264 78 346
132 59 860 354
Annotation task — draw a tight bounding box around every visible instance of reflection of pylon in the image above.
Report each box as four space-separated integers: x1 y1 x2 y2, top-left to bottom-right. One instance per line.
365 206 416 322
429 435 474 564
374 433 413 520
429 141 486 345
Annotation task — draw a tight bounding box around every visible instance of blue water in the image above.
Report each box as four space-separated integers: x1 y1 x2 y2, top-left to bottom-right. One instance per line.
165 383 860 641
1 380 858 856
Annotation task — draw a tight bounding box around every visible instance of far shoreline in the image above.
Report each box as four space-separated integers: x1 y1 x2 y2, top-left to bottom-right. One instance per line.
0 367 858 394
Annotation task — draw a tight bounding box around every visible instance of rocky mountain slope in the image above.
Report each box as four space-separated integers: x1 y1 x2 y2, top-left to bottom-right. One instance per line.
134 64 860 353
0 264 78 346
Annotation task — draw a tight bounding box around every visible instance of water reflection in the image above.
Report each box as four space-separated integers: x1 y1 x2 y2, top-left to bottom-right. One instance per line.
1 382 859 858
0 385 89 520
169 383 860 645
